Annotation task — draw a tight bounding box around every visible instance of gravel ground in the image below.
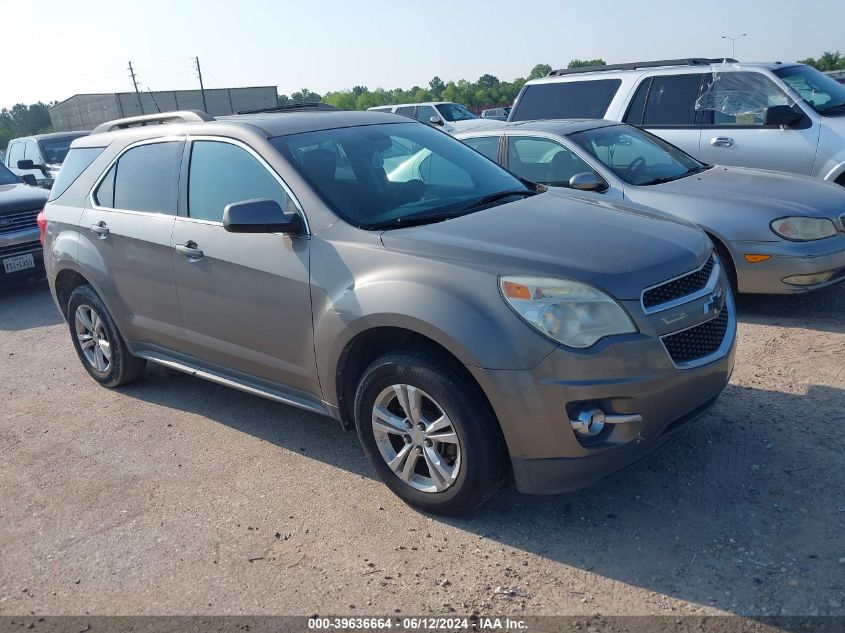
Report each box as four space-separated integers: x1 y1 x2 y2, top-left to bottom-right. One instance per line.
0 279 843 617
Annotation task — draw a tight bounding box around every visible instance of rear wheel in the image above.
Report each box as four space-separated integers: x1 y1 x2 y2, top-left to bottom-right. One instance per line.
67 285 146 387
354 349 508 515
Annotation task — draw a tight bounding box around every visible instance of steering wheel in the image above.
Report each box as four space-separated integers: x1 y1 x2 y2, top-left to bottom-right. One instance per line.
625 156 648 181
386 179 426 209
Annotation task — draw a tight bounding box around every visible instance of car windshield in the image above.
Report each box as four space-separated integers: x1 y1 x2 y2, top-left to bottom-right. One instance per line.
570 124 707 186
0 162 19 185
435 103 478 122
38 136 82 164
271 121 530 229
773 65 845 115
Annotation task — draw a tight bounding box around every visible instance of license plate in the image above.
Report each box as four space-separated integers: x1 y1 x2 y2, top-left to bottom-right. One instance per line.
3 253 35 274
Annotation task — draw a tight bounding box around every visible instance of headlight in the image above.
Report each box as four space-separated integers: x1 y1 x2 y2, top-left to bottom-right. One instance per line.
500 276 636 348
770 216 837 241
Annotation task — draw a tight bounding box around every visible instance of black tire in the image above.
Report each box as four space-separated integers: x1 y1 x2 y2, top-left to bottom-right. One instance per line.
67 284 146 388
711 239 738 296
354 349 509 515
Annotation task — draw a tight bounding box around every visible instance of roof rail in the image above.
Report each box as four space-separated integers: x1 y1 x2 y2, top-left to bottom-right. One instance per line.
91 110 212 134
547 58 738 77
237 102 340 115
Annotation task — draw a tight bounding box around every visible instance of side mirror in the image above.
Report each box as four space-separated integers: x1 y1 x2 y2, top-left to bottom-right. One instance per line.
569 172 606 192
223 198 303 234
20 174 38 186
429 116 444 126
17 159 38 170
764 104 803 127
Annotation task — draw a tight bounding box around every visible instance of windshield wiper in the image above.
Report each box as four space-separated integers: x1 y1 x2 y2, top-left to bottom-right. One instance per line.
455 189 538 213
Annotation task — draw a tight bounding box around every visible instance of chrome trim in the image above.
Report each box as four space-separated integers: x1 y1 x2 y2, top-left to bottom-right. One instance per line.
136 351 328 416
641 255 719 315
86 135 310 235
659 292 736 370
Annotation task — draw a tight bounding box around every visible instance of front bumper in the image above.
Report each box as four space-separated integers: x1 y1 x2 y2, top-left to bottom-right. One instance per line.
730 234 845 294
469 311 736 495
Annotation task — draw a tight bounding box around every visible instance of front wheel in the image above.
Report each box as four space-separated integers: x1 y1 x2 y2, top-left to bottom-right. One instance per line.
354 350 509 515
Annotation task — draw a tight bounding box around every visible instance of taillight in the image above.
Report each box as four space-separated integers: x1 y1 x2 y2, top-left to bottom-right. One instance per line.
37 209 47 245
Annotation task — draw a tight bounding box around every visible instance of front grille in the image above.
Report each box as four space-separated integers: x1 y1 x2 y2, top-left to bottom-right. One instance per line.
662 308 729 365
0 241 41 258
0 209 40 235
643 256 715 310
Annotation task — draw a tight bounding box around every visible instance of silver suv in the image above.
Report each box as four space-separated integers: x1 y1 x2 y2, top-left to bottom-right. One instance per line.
43 108 736 514
509 58 845 185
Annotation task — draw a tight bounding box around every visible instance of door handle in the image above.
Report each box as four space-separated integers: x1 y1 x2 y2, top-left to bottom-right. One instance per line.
710 136 735 148
90 221 109 239
175 240 204 261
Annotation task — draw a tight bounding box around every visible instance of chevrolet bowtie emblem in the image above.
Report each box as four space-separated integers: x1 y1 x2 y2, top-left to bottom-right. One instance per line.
703 290 723 315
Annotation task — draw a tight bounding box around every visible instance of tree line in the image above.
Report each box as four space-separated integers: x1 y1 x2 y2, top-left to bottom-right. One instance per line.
0 103 53 153
279 60 605 112
798 50 845 72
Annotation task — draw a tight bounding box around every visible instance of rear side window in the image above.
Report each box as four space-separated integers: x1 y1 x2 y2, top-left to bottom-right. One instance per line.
463 136 501 162
507 136 596 186
188 141 291 223
641 74 705 126
510 79 621 121
395 106 415 117
48 147 104 201
94 142 182 214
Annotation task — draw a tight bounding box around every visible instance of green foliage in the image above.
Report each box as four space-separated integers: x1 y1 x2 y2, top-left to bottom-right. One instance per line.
528 64 552 80
0 102 53 150
798 51 845 72
567 59 606 68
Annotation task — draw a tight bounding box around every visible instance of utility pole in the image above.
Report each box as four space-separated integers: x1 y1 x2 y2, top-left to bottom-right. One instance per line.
195 57 208 113
128 61 144 114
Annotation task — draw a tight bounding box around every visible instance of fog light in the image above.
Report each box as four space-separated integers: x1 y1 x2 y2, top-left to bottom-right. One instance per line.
782 271 835 286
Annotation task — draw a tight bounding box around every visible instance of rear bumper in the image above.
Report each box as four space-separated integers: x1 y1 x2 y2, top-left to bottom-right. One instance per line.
730 235 845 294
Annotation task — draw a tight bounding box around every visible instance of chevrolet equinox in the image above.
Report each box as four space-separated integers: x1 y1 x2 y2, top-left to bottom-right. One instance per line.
43 108 736 514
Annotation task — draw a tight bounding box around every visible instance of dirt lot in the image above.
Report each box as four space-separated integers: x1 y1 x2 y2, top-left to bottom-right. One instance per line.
1 279 843 617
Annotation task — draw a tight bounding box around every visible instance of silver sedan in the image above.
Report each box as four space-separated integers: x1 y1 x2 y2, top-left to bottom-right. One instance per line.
457 120 845 294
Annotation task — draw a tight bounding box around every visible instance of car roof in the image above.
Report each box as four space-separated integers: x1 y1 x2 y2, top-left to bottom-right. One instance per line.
372 102 457 108
71 110 413 148
526 61 803 85
457 119 620 136
14 131 89 142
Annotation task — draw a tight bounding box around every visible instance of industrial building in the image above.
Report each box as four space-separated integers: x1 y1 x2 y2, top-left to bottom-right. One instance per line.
49 86 278 132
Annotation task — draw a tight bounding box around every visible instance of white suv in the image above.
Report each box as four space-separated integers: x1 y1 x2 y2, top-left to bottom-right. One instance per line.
508 58 845 186
368 102 485 134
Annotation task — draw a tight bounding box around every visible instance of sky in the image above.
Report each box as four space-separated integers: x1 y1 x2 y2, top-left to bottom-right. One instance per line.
3 0 843 109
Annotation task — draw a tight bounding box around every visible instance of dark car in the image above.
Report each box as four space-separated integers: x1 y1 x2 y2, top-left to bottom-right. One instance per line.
0 162 49 285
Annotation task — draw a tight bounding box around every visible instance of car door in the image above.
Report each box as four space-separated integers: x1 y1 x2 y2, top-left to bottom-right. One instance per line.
695 71 819 174
23 140 47 186
625 73 706 159
170 137 317 395
80 140 189 355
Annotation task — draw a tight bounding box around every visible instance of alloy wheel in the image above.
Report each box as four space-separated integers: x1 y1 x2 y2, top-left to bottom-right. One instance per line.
371 384 462 493
74 304 112 373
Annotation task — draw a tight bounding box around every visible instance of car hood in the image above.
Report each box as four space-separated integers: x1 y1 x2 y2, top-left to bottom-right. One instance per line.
380 189 711 301
0 183 48 214
639 166 845 220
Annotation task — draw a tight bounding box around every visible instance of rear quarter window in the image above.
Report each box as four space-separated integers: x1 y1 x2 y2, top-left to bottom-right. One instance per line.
510 79 621 121
48 147 104 201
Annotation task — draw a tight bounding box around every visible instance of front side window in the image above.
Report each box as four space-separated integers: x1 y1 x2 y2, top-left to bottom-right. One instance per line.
697 72 792 126
510 79 621 121
435 103 477 122
571 125 706 186
94 142 182 213
462 136 501 162
642 74 705 126
773 65 845 116
39 135 82 164
415 105 439 123
271 121 529 229
507 136 597 186
24 140 41 163
188 141 291 222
